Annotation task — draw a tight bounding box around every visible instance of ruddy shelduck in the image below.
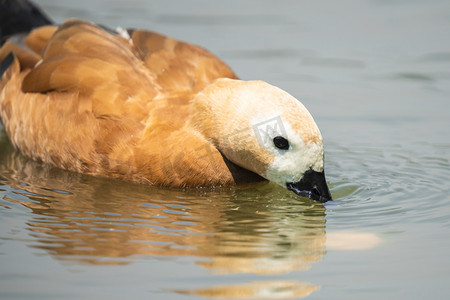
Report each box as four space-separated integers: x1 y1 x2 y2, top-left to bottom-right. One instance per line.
0 19 332 202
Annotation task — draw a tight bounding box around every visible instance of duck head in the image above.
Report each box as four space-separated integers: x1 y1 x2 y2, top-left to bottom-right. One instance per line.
190 78 332 202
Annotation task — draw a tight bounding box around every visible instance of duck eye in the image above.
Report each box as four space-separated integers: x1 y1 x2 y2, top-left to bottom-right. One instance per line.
273 136 289 150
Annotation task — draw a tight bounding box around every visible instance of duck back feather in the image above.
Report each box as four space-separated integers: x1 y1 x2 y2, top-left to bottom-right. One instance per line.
0 19 263 188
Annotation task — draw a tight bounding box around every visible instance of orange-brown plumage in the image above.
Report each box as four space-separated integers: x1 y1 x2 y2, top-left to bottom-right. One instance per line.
0 19 245 187
0 19 332 201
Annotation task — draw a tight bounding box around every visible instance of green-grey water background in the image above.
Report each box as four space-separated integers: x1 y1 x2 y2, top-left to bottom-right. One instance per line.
1 0 450 299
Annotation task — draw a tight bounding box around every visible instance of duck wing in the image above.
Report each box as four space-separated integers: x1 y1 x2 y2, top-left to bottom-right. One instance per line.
0 19 243 186
20 20 158 122
19 19 237 119
129 29 237 95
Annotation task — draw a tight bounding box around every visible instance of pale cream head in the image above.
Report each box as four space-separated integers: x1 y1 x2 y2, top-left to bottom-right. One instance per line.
190 78 331 201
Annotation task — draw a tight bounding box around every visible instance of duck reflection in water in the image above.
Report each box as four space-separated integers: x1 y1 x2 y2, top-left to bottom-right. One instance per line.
0 133 379 299
0 132 326 266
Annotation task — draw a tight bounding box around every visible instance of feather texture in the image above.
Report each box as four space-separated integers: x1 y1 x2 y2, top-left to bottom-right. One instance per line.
0 19 264 187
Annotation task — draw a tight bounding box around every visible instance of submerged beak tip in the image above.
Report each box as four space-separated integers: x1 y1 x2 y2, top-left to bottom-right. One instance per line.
286 169 332 203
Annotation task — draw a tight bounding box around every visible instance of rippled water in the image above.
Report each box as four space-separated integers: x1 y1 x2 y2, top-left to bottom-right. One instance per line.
1 0 450 299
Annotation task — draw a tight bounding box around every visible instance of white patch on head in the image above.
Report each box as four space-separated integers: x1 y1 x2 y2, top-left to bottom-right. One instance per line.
253 117 324 187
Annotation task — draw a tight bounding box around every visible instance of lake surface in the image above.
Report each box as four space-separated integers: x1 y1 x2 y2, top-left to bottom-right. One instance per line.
1 0 450 299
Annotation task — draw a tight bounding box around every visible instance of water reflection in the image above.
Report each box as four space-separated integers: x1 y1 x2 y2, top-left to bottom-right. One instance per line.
0 132 327 275
177 280 320 299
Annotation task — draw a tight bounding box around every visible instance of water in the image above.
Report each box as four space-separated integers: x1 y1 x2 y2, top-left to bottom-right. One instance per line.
1 0 450 299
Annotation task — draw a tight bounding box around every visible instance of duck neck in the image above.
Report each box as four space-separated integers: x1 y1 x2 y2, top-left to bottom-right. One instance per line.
188 79 246 150
188 78 268 176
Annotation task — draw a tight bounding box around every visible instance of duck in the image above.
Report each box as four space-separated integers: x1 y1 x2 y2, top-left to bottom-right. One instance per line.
0 17 332 202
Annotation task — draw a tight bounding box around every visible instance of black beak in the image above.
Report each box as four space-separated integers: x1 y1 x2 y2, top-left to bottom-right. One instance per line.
286 169 332 203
